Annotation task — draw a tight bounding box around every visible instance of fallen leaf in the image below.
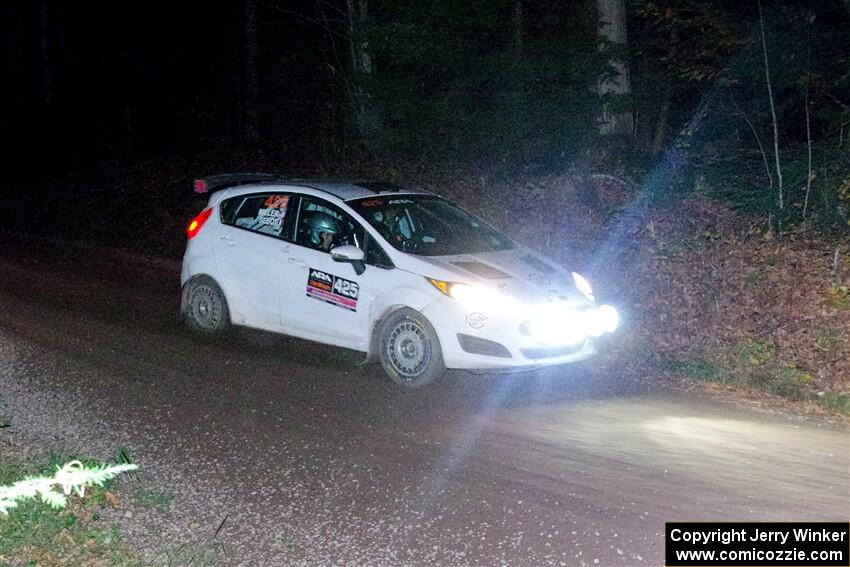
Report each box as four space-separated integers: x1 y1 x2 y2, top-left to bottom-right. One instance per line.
103 491 119 507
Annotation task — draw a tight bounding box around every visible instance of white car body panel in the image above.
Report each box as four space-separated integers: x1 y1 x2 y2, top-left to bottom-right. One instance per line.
214 223 283 328
182 180 616 372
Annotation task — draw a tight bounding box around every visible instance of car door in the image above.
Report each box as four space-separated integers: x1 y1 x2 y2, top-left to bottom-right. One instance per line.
214 192 295 330
278 194 395 350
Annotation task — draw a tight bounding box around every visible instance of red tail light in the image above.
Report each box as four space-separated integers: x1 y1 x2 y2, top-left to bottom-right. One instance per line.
187 208 213 239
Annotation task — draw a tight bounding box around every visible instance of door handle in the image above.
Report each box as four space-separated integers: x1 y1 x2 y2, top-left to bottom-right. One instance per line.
287 257 307 268
218 235 235 246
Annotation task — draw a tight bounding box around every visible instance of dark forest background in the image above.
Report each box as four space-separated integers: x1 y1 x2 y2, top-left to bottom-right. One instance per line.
2 0 850 230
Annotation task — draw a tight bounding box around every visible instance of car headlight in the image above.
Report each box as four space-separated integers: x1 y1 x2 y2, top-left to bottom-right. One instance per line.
427 278 520 313
524 304 619 345
596 304 619 333
527 310 587 345
572 272 595 301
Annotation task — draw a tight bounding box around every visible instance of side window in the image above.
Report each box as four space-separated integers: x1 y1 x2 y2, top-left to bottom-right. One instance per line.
295 196 365 253
220 193 293 239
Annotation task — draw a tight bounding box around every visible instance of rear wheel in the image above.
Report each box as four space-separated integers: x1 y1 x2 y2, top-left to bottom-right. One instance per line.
182 276 231 335
378 308 445 388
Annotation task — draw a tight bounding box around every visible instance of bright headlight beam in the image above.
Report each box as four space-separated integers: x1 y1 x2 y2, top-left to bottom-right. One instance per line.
597 304 619 333
571 272 595 300
446 283 473 302
450 283 519 313
527 304 619 344
427 278 520 314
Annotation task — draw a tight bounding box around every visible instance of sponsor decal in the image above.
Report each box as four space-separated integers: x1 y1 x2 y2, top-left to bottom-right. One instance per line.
306 268 359 311
257 208 284 228
466 312 487 329
263 195 289 209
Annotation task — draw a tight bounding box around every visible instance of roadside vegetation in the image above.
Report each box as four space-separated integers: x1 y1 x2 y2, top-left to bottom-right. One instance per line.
616 197 850 417
0 428 227 566
0 450 144 566
0 405 223 567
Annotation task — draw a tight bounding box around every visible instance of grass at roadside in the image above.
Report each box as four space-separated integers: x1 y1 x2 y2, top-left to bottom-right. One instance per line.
0 403 226 567
659 341 850 417
132 487 174 510
0 447 228 567
0 452 146 567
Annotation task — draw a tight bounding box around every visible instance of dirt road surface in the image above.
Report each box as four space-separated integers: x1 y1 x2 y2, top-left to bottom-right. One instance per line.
0 234 847 566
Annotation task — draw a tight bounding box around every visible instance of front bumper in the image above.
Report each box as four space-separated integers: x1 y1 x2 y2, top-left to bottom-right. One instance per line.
462 338 597 372
421 298 609 371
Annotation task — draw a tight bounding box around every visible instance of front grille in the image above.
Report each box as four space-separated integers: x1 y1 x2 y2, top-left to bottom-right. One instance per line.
457 334 512 358
520 344 583 360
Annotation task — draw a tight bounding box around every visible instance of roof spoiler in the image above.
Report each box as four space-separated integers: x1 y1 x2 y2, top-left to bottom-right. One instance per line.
354 181 405 193
193 173 280 195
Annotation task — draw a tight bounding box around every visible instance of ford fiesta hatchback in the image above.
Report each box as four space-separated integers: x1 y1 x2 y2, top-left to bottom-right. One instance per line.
181 174 619 387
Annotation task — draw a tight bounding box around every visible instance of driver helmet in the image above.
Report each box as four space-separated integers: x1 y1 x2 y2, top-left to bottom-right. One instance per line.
308 212 340 246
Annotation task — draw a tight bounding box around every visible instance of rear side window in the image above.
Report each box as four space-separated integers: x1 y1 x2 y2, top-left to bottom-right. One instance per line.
220 193 292 239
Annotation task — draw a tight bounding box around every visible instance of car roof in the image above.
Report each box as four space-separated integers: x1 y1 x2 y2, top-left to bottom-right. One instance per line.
196 174 434 202
289 179 433 201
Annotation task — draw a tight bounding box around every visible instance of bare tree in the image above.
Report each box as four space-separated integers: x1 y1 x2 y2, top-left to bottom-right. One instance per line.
244 0 260 145
757 0 784 212
803 13 815 219
731 95 773 194
596 0 633 135
651 97 669 155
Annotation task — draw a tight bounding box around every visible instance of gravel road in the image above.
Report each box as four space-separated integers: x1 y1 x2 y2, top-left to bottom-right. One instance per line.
0 233 847 566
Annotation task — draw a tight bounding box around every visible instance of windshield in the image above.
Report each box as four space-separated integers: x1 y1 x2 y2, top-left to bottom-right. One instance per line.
349 195 513 256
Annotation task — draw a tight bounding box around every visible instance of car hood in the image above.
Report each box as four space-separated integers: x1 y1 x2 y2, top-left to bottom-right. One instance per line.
398 245 589 304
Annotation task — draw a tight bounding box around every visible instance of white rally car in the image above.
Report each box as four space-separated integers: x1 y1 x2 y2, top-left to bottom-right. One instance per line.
181 174 619 387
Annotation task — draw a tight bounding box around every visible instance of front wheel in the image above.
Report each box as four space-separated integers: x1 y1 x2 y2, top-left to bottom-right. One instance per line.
378 308 446 388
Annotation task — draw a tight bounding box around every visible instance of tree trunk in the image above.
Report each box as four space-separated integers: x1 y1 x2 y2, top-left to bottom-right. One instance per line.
651 95 669 155
596 0 633 135
244 0 260 145
802 14 813 219
758 0 784 213
347 0 379 141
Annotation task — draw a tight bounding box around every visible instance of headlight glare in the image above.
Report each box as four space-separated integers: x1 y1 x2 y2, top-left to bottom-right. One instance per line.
597 304 619 333
572 272 595 300
525 304 619 344
427 278 519 313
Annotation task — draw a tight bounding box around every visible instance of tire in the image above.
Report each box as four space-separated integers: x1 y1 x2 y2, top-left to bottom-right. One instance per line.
378 308 446 388
182 275 231 336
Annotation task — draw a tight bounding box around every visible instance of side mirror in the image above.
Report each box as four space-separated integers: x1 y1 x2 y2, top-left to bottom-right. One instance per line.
330 245 366 275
